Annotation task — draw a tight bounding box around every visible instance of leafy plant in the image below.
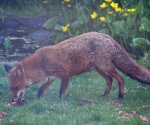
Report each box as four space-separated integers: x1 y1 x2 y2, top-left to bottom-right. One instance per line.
132 38 150 47
1 0 150 57
4 39 12 49
3 39 12 58
0 64 8 94
43 17 58 30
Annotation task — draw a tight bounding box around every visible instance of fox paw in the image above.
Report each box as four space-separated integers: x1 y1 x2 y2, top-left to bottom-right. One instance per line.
37 90 43 98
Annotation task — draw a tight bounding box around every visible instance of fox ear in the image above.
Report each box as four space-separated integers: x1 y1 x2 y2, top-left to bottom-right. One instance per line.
4 64 13 73
16 64 25 76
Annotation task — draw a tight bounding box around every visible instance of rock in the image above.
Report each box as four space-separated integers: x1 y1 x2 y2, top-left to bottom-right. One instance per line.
26 29 54 41
0 36 5 43
0 17 21 29
2 61 19 67
0 14 52 29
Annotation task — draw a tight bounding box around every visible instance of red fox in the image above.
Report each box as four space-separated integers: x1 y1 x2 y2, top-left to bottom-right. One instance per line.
4 32 150 104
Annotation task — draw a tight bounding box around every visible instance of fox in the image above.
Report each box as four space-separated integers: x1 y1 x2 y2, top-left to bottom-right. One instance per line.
4 32 150 104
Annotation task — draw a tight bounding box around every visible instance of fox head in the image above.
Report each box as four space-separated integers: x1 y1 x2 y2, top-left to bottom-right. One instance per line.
4 64 30 103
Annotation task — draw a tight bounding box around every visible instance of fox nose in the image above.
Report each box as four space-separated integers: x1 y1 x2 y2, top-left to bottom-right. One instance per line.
12 96 18 102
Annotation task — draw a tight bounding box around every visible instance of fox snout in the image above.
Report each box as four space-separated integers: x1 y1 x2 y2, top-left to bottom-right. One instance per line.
12 90 25 103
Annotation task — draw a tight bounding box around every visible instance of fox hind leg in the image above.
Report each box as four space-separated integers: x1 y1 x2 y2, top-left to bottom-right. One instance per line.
95 63 124 99
95 67 113 96
106 68 124 99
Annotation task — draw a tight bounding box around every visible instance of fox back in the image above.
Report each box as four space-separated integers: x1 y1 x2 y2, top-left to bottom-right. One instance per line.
4 32 150 104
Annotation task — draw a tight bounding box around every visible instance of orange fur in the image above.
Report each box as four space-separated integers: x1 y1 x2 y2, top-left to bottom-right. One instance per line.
4 32 150 103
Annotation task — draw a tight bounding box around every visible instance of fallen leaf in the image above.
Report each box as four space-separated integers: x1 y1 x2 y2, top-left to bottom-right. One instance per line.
114 100 121 107
1 112 8 116
52 102 57 106
139 115 148 121
121 112 128 116
4 103 11 108
83 98 94 103
50 105 53 109
63 101 68 105
89 102 95 106
140 105 149 109
130 111 136 118
107 100 122 107
50 102 58 109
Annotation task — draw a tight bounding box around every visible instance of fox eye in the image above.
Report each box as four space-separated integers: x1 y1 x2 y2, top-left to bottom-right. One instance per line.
13 87 18 90
10 87 18 91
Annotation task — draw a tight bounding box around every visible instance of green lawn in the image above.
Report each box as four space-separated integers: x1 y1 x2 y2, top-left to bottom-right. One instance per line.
0 64 150 125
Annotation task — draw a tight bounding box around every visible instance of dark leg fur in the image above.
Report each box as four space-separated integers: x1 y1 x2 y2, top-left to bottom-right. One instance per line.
37 81 54 98
96 67 113 96
117 81 124 99
96 64 124 98
108 70 124 99
59 77 69 98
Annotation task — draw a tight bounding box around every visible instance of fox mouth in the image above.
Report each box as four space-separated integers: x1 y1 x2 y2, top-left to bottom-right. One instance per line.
13 92 24 105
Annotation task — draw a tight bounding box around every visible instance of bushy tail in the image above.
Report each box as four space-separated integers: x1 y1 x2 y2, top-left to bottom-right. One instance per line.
112 44 150 85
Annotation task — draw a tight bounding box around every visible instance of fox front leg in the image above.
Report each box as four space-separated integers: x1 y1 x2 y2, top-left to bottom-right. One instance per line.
59 77 69 98
37 76 56 98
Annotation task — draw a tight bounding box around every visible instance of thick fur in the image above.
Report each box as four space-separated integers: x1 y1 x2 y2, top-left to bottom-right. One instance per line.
5 32 150 102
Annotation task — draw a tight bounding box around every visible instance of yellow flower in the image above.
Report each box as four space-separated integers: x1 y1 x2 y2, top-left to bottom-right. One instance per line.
108 11 113 14
141 25 145 30
127 8 136 12
100 16 105 21
115 7 122 12
121 9 124 12
100 2 107 8
127 9 131 12
110 2 118 9
124 13 128 16
105 0 112 2
68 4 71 7
110 2 123 12
62 24 70 32
130 8 136 12
91 12 98 19
43 0 48 4
64 0 70 2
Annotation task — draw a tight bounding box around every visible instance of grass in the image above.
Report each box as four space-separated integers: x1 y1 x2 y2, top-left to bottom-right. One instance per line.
0 64 150 125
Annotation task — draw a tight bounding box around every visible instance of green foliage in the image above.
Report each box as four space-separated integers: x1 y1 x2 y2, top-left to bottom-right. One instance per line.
3 39 12 58
76 5 89 24
3 39 12 49
132 38 150 47
138 53 150 68
140 17 150 32
98 28 109 34
54 24 62 31
43 17 58 30
0 0 150 56
0 64 8 94
113 20 128 35
131 38 150 54
41 0 150 57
